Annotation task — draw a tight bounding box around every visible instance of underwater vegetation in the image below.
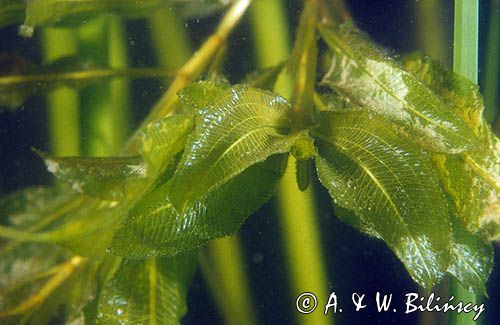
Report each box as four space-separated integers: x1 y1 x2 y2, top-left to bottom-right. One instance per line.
0 0 499 324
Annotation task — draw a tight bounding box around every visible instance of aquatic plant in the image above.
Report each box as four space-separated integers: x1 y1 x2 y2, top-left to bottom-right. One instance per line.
0 0 498 324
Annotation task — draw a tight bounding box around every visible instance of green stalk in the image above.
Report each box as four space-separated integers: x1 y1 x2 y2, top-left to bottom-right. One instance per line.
149 6 257 324
42 27 80 156
415 3 449 325
77 15 128 156
451 0 479 324
415 0 449 63
454 0 479 83
200 237 257 325
251 1 330 325
107 15 131 152
150 7 192 71
483 0 499 122
76 14 130 319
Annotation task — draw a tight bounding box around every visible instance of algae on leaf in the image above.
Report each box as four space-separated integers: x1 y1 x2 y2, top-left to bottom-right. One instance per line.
37 152 147 201
403 53 500 232
319 22 479 154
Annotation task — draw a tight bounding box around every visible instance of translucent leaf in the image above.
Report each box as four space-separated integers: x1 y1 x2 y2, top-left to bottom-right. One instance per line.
170 82 299 210
37 151 147 201
401 53 486 139
110 154 286 257
21 0 167 37
448 219 494 295
0 0 25 29
111 82 299 257
0 186 76 229
97 253 196 325
313 110 452 288
318 22 479 154
139 114 194 175
402 54 500 232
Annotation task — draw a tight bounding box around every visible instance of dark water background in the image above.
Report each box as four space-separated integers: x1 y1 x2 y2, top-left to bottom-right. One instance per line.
0 0 498 324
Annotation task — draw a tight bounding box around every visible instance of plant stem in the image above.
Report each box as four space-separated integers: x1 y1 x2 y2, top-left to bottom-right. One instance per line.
143 0 251 124
454 0 479 83
107 15 131 151
251 1 330 324
78 15 131 156
415 0 449 64
42 27 81 156
0 67 174 87
451 1 479 324
483 0 499 122
201 237 258 325
150 7 192 71
122 0 251 155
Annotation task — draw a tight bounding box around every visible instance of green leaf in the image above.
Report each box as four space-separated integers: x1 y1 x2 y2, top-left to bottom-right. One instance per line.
171 83 298 210
318 22 479 154
139 114 194 176
401 53 486 138
110 82 299 257
37 150 147 201
21 0 167 37
97 253 196 325
0 186 76 229
402 54 500 232
313 110 452 288
448 219 494 295
0 0 25 29
110 155 286 258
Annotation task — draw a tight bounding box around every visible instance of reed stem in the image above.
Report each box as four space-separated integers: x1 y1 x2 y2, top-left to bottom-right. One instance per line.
251 1 330 324
42 27 80 156
451 1 479 324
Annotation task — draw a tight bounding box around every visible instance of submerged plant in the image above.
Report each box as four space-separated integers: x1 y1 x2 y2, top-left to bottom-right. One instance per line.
0 0 498 324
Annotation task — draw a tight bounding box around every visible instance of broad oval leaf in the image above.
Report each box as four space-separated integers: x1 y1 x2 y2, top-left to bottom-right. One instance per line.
110 82 301 257
170 82 299 211
97 253 196 325
313 110 452 288
37 151 147 201
318 22 479 154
